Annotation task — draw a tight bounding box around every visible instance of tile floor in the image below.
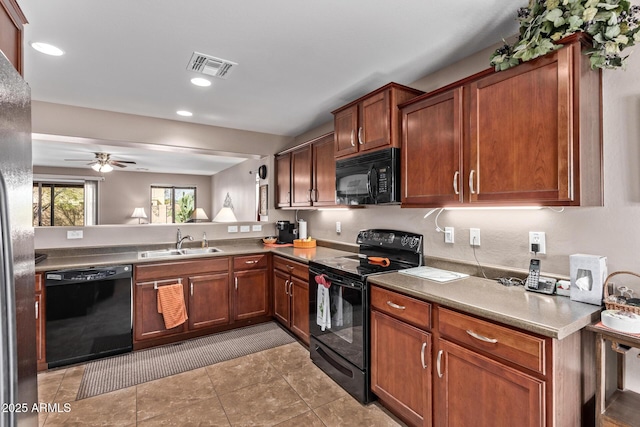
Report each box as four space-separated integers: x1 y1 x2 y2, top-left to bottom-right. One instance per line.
37 341 406 426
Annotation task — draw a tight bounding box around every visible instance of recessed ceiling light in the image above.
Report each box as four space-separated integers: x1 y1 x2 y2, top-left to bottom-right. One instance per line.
31 42 64 56
190 77 212 87
176 110 193 117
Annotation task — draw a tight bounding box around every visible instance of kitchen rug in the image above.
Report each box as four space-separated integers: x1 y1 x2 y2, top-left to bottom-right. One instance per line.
76 322 295 400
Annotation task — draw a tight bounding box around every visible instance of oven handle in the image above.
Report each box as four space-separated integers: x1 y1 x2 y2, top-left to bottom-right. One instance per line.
310 269 363 289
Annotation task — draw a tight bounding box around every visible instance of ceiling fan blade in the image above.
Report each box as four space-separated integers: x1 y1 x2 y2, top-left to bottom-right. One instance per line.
110 161 128 168
64 158 93 162
112 160 137 164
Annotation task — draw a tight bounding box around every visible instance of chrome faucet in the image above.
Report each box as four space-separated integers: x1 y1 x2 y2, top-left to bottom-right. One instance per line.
176 228 194 249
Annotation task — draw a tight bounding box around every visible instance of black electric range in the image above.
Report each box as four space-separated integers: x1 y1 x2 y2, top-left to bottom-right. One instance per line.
308 229 423 403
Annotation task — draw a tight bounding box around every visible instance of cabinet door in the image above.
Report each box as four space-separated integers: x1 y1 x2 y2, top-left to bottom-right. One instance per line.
334 105 359 158
312 134 337 207
234 269 269 320
402 88 464 206
273 269 291 326
188 273 230 330
371 310 431 427
35 291 46 369
360 90 390 152
134 280 188 341
291 145 313 207
289 276 309 345
469 47 572 204
434 339 544 427
275 153 291 207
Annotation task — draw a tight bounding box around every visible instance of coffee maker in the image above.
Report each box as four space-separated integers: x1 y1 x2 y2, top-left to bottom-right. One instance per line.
276 220 298 244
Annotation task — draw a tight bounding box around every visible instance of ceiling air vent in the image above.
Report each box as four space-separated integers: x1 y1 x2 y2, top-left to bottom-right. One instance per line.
187 52 237 79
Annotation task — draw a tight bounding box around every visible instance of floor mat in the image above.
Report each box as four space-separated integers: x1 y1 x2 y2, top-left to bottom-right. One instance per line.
76 322 295 400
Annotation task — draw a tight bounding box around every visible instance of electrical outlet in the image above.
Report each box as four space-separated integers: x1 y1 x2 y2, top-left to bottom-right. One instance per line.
336 221 341 234
252 224 262 232
529 231 546 254
227 225 238 233
240 225 250 232
470 228 480 246
444 227 455 244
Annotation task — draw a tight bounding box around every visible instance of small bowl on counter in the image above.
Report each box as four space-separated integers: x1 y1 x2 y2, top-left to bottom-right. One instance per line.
262 236 277 244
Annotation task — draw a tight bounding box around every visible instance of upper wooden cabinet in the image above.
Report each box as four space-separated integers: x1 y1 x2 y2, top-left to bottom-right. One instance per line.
333 83 423 159
275 132 336 209
401 33 602 207
0 0 28 75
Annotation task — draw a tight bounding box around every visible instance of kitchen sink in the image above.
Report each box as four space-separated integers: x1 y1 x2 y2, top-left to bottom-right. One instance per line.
138 247 222 259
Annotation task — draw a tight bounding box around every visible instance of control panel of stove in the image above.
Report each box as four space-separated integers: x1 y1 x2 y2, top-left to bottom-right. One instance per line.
356 229 423 253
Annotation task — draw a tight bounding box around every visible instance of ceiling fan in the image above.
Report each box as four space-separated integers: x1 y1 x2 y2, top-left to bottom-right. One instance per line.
64 152 137 172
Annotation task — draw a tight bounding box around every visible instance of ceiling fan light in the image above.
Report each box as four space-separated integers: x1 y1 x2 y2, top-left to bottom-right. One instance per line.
101 163 113 172
91 163 101 172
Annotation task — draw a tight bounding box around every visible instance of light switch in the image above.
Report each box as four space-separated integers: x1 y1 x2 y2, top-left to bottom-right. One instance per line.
67 230 83 239
228 225 238 233
252 225 262 232
240 225 250 232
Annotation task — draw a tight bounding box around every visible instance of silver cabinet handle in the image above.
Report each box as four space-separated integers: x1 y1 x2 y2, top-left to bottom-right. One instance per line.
307 189 312 202
453 171 460 195
437 350 443 378
357 127 364 145
386 301 406 310
469 170 476 194
466 329 498 343
350 130 355 147
35 301 38 319
287 191 290 203
190 282 194 297
289 281 293 296
421 342 427 369
285 279 289 295
245 260 258 264
235 277 238 291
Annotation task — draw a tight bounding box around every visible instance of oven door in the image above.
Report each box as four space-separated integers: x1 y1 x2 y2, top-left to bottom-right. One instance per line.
309 268 367 370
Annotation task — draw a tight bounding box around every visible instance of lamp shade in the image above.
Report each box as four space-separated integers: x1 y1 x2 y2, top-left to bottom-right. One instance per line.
191 208 209 222
213 207 237 222
131 207 147 224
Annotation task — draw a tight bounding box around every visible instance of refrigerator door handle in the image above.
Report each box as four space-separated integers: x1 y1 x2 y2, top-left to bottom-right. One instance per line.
0 172 18 427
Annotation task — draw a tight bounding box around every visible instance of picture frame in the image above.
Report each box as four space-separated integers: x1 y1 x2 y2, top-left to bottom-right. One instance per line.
259 184 268 216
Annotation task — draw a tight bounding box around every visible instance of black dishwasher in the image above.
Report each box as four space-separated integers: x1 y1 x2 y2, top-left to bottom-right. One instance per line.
45 265 133 368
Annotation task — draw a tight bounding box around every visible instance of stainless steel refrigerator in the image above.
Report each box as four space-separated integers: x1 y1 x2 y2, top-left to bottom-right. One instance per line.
0 53 38 426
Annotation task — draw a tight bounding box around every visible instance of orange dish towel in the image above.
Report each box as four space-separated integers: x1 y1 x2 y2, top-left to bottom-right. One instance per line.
156 283 188 329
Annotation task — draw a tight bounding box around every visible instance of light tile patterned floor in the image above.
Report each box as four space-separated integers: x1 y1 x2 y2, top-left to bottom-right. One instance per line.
37 342 406 426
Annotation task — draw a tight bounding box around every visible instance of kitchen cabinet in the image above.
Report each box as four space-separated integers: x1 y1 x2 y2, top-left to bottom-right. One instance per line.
134 257 231 347
275 132 337 209
435 307 546 427
401 33 602 207
272 255 309 344
587 323 640 427
370 286 432 427
35 272 46 371
333 83 423 159
0 0 28 75
232 254 270 321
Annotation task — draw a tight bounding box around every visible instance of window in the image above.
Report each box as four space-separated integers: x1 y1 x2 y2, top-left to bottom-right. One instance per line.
33 179 98 226
150 186 196 224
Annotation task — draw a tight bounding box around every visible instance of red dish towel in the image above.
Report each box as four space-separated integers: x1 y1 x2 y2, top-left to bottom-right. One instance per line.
156 283 188 329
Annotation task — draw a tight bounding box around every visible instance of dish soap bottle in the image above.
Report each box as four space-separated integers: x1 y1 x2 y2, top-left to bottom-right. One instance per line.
202 232 208 248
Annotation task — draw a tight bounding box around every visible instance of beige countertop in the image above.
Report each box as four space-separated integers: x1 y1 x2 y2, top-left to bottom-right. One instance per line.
368 272 601 340
34 242 352 272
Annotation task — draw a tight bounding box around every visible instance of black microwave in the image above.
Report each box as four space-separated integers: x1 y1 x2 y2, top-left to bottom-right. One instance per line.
335 148 400 205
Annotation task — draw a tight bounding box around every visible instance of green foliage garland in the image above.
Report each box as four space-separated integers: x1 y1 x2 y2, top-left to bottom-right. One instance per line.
490 0 640 71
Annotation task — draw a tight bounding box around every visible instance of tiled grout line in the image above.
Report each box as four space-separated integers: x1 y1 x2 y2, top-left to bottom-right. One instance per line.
202 365 232 427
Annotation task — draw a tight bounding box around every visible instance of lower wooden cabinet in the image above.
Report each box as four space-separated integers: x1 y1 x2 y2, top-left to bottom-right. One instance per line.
233 254 270 321
35 272 47 371
434 338 544 427
371 310 432 427
272 255 309 344
188 273 230 329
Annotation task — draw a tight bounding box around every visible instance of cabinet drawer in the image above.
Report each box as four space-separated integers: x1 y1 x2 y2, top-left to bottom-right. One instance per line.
438 307 546 374
274 256 308 280
234 254 267 270
371 286 431 330
135 257 229 281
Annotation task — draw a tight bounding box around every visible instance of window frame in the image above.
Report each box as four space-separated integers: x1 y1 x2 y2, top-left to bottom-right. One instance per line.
150 185 197 224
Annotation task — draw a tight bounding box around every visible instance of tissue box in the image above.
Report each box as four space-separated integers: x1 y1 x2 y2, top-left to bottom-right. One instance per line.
570 254 607 305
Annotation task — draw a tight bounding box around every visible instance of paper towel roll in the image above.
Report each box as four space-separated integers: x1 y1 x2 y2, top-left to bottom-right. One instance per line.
298 220 307 239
